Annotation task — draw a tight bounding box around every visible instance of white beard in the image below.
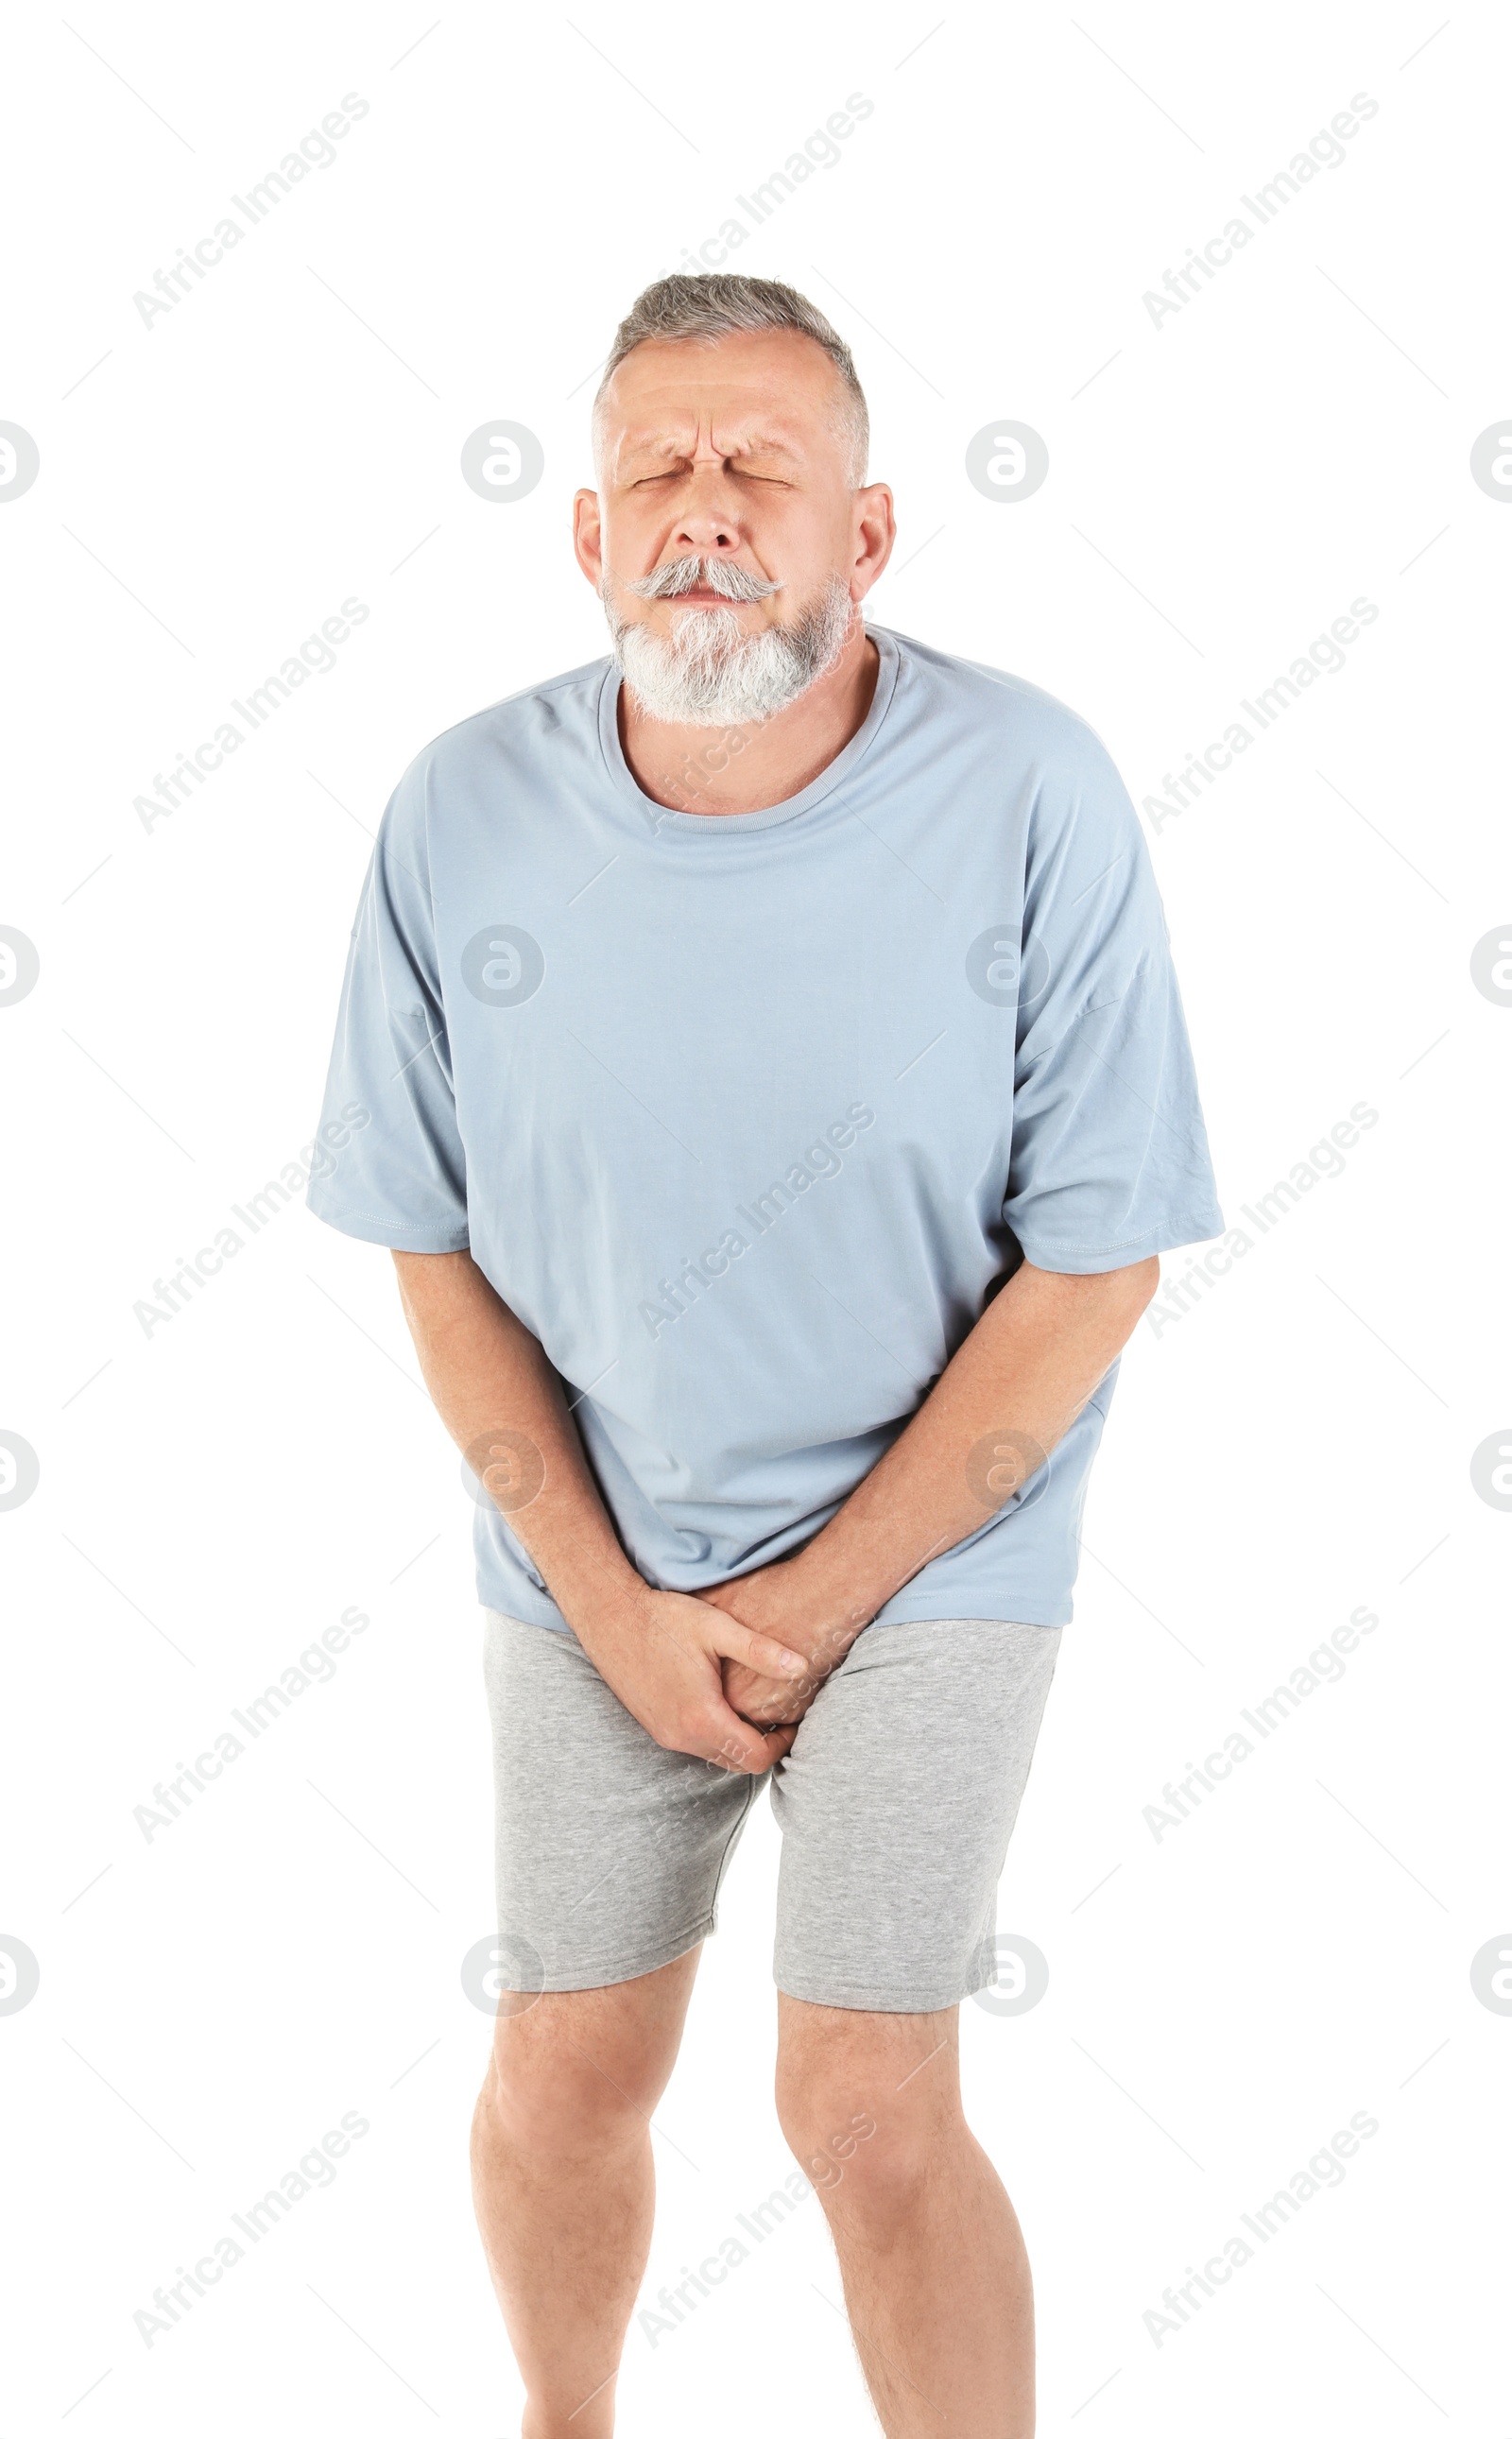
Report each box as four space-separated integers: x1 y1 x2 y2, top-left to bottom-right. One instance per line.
605 575 854 728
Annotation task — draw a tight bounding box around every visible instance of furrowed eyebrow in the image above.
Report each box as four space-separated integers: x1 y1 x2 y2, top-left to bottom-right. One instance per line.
725 433 801 460
615 431 803 470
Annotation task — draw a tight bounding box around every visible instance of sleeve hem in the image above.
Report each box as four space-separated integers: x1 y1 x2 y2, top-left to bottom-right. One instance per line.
1012 1210 1227 1274
307 1199 470 1254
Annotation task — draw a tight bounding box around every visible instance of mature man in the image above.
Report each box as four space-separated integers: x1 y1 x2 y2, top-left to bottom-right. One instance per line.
309 274 1222 2437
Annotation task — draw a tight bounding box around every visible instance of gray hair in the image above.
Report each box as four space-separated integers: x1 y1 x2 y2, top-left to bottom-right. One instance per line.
593 273 869 483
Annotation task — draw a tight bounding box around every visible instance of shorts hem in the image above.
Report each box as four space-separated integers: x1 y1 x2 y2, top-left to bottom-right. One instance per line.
774 1966 991 2014
496 1917 715 1994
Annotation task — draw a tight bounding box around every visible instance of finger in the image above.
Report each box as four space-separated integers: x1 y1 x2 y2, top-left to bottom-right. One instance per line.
710 1618 811 1680
701 1698 792 1776
736 1697 809 1736
732 1716 799 1759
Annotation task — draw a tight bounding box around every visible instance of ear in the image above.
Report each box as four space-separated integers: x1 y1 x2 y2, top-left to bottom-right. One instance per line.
573 488 605 590
850 483 896 603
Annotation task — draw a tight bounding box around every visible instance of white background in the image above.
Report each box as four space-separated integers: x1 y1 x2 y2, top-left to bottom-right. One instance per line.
3 1 1508 2430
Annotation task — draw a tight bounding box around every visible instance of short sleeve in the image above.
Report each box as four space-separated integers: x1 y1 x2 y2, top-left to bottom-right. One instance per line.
305 764 471 1252
1003 738 1224 1273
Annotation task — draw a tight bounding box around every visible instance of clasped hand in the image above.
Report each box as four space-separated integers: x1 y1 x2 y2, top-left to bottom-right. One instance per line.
699 1559 865 1728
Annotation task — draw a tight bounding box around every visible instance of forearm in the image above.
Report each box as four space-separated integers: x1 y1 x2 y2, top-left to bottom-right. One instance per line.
391 1250 811 1768
716 1257 1160 1673
391 1250 640 1634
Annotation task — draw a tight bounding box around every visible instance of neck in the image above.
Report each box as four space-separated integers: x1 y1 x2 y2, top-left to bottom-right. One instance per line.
617 621 880 816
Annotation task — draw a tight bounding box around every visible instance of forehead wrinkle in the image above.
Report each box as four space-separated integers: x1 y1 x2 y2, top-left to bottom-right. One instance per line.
612 417 807 471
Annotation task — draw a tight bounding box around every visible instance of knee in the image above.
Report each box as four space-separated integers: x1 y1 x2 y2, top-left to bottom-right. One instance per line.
478 2006 650 2164
775 2054 947 2234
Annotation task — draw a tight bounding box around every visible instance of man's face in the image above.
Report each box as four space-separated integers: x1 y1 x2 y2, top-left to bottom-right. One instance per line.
576 329 890 727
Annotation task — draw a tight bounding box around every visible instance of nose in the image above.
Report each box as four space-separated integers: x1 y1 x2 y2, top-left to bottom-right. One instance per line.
672 512 738 556
670 460 746 558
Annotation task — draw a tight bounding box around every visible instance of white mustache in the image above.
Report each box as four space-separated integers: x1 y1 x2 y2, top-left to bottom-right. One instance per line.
625 554 782 603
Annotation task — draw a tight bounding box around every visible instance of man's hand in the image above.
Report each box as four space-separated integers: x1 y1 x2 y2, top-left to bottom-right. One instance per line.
704 1259 1162 1727
389 1245 1159 1758
580 1581 811 1773
387 1251 805 1775
700 1560 868 1729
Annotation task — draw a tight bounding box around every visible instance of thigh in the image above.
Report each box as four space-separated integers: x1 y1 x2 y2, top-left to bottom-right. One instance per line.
483 1608 765 1993
769 1618 1062 2013
489 1947 704 2132
775 1988 963 2149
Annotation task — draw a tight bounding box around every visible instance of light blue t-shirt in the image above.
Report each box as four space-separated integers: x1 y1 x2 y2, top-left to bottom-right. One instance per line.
309 625 1223 1631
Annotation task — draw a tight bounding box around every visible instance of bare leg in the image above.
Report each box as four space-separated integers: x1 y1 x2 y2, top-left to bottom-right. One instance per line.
471 1947 702 2439
776 1994 1034 2438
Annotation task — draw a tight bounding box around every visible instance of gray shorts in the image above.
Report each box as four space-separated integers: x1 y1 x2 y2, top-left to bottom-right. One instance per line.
483 1609 1062 2014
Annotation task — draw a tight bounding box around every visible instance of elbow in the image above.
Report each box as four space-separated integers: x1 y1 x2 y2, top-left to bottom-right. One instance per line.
1129 1254 1161 1311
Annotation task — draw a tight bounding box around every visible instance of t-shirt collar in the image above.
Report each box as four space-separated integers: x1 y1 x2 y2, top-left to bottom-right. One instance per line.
596 622 901 836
